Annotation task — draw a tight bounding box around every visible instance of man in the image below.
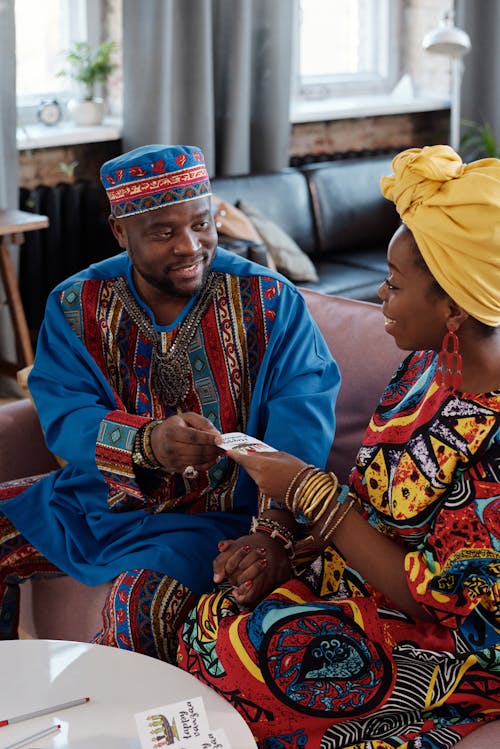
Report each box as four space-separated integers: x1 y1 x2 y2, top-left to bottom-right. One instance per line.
0 144 340 661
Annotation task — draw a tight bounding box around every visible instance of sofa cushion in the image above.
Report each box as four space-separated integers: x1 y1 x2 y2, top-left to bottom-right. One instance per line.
334 247 389 274
0 398 58 481
299 260 383 302
302 155 400 259
20 576 109 642
211 196 262 242
237 198 319 283
211 169 317 255
17 365 67 468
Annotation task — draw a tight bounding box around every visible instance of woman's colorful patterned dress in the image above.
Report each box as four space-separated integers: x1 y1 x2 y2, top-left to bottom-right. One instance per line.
178 350 500 748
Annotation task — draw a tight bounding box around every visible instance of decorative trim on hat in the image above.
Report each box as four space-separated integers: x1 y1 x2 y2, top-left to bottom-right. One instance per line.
107 165 211 218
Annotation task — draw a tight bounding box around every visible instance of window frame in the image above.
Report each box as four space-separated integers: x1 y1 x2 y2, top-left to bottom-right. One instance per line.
293 0 401 101
16 0 102 122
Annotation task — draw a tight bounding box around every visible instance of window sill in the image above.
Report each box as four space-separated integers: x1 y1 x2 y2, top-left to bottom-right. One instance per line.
17 117 123 150
290 94 450 124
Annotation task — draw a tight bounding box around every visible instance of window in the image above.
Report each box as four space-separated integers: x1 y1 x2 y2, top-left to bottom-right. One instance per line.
15 0 100 118
296 0 399 100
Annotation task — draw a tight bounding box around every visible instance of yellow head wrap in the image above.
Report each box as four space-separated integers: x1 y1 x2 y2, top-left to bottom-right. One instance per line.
380 144 500 327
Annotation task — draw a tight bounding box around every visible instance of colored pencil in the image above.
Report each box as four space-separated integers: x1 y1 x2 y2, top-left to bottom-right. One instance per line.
3 723 61 749
0 697 89 727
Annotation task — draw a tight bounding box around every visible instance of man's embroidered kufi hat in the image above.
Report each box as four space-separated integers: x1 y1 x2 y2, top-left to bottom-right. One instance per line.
100 144 211 219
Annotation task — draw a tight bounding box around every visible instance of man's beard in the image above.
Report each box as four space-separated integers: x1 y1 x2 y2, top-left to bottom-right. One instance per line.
132 253 213 299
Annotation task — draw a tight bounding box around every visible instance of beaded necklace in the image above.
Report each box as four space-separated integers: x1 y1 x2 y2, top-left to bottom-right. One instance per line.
113 272 223 408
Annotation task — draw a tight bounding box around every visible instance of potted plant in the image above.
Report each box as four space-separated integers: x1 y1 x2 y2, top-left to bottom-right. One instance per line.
59 40 117 126
460 120 500 160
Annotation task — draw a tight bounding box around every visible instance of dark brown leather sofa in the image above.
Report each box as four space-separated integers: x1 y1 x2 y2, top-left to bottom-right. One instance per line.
212 153 400 302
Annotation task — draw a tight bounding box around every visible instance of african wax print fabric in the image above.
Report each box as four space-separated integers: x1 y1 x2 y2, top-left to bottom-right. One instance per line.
93 568 196 662
178 351 500 748
0 250 339 595
0 475 62 639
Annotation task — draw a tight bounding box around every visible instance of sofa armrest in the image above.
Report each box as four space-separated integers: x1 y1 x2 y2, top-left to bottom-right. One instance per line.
301 289 403 482
0 398 58 482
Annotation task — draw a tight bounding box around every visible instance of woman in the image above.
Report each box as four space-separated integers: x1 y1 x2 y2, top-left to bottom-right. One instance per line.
177 145 500 748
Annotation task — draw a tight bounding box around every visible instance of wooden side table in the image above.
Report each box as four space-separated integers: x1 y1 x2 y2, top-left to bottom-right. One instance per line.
0 209 49 377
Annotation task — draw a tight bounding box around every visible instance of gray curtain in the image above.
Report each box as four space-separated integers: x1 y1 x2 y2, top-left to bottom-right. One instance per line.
0 0 18 208
122 0 294 176
456 0 500 148
0 0 20 393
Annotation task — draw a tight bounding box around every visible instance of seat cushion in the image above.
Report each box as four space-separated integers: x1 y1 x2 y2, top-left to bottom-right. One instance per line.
334 247 389 274
0 399 58 481
299 261 384 302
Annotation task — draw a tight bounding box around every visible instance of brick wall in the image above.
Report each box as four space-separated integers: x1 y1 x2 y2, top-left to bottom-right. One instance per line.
289 110 449 160
19 141 122 190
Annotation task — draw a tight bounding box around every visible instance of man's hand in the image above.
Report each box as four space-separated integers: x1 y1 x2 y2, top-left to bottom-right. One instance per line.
213 535 292 608
150 413 223 473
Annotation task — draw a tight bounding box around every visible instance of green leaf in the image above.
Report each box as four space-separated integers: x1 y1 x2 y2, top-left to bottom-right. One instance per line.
460 120 500 159
58 40 118 99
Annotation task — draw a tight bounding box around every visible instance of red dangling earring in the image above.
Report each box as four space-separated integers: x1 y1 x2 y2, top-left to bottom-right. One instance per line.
436 325 462 390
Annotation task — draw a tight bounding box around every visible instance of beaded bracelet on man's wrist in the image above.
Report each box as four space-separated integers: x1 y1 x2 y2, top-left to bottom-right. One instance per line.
132 419 163 469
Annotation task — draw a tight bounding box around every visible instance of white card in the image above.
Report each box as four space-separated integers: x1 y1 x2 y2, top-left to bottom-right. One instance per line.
135 696 210 747
219 431 277 454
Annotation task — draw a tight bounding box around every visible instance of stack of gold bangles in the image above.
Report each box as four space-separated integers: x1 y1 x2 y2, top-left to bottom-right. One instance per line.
254 465 356 563
284 465 356 541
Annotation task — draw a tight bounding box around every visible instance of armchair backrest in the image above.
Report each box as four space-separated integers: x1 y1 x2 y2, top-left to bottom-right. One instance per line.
301 289 403 482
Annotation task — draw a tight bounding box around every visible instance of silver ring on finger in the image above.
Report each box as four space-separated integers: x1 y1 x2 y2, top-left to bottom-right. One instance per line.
182 465 199 479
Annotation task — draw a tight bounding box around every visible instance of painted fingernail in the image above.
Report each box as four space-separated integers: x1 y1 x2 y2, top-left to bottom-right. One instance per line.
244 580 252 588
258 558 267 567
257 547 266 554
241 545 250 553
218 541 227 551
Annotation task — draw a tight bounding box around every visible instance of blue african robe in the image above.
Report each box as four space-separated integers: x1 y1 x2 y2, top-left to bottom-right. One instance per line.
1 249 340 594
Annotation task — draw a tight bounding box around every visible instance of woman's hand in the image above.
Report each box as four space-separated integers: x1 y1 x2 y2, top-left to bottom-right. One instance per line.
226 449 309 503
213 534 292 607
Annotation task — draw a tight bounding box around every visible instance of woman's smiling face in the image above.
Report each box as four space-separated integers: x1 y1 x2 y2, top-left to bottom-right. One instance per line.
378 225 450 352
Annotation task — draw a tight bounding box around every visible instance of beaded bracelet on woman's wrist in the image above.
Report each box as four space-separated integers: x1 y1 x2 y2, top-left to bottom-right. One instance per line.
249 516 295 558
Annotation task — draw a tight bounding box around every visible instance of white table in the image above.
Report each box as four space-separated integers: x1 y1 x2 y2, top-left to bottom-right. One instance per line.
0 640 256 748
